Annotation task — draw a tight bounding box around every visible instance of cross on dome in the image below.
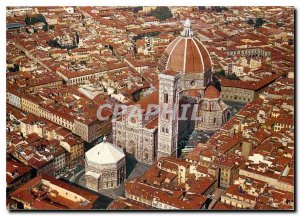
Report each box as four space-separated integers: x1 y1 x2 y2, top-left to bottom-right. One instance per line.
181 18 193 37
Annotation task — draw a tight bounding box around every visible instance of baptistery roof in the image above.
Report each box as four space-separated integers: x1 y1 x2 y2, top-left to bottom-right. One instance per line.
85 139 125 165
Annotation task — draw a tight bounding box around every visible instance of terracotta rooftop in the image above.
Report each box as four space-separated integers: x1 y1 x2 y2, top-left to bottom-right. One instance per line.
10 175 98 210
159 36 212 74
6 159 32 185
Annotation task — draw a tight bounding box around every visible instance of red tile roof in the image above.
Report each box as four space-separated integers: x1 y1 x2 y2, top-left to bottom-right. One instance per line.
204 85 220 99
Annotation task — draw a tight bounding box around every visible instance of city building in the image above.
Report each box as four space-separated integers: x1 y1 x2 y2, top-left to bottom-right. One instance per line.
114 19 227 164
6 6 295 210
6 159 32 194
85 137 126 191
10 174 98 210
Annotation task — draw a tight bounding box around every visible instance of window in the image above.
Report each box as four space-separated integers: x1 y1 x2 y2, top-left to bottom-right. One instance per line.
166 128 169 134
211 103 216 110
173 90 177 103
164 93 168 103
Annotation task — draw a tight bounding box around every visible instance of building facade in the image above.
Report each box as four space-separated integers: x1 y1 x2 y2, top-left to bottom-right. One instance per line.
113 19 228 164
113 91 159 164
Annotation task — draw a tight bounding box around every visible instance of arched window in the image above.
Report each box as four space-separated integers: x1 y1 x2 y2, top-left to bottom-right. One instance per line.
144 149 149 160
204 102 209 110
213 118 216 124
166 128 169 134
211 103 215 110
164 93 168 103
166 113 169 120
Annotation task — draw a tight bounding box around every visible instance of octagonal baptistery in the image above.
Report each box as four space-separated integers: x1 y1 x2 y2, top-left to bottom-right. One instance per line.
84 137 126 192
159 18 213 97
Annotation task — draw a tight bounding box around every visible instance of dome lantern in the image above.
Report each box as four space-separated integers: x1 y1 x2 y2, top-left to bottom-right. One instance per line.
181 18 193 37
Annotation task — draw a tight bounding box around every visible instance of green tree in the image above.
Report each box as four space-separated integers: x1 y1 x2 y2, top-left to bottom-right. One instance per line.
42 22 48 31
8 64 19 72
36 14 46 23
149 6 172 21
24 14 46 25
25 16 31 25
255 18 266 28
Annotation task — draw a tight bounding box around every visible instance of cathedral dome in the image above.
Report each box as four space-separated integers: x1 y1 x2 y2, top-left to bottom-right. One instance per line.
159 19 212 74
204 86 220 99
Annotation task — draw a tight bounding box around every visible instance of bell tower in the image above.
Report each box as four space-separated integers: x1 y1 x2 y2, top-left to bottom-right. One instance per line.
157 70 180 159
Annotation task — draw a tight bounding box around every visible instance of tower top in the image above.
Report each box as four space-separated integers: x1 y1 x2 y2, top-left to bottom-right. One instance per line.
181 18 193 37
184 18 191 28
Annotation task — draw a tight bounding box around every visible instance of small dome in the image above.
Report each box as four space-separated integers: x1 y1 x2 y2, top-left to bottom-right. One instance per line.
204 86 220 99
187 89 200 97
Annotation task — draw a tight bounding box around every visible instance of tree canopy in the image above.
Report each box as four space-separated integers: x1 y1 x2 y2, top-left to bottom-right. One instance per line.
25 14 46 25
149 7 172 21
214 70 240 80
254 18 266 28
8 64 19 72
42 23 48 31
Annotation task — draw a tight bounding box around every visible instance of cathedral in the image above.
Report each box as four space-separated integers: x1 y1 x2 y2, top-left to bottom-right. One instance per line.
112 19 229 164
